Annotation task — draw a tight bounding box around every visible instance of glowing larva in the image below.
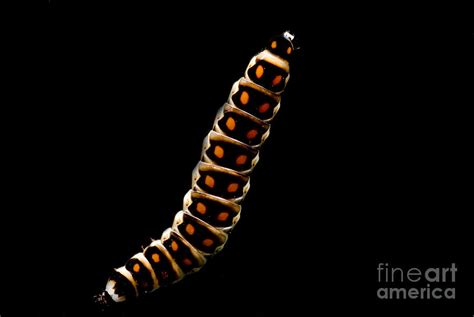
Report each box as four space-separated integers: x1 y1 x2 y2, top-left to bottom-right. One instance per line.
94 31 295 306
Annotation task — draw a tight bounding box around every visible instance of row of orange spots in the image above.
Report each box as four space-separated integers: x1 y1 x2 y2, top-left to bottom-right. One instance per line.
239 91 271 114
205 175 240 193
256 65 264 79
151 253 160 263
271 40 292 55
185 224 195 235
171 241 179 252
196 202 207 215
236 154 247 165
195 202 230 222
240 91 249 105
202 239 214 247
226 117 236 131
205 175 215 188
217 212 229 221
186 223 214 248
246 129 258 140
226 116 259 140
182 258 193 266
254 64 284 87
170 240 193 266
227 183 239 193
133 263 141 273
259 102 270 113
214 145 224 158
272 75 283 87
213 145 248 165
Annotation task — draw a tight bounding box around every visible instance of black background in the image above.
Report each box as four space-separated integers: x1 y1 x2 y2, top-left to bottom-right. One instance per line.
0 2 469 316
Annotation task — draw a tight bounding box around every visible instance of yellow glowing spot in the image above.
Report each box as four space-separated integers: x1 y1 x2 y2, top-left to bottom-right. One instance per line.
202 239 214 247
185 224 195 235
240 91 250 105
204 175 215 188
225 117 236 131
259 102 271 113
287 47 292 54
171 241 179 252
235 155 247 165
133 263 140 273
182 258 193 266
271 41 277 49
272 75 283 86
255 65 264 79
196 202 207 215
217 212 229 222
227 183 239 193
151 253 160 263
246 129 258 140
214 145 224 159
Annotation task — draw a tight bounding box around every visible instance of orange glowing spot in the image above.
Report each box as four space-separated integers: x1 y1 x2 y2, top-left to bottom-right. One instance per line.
259 102 271 113
182 258 193 266
227 183 239 193
225 117 236 131
133 263 140 273
272 75 283 86
214 145 224 158
256 65 264 79
204 175 215 188
271 41 277 49
217 212 229 222
246 129 258 140
287 47 292 54
240 91 250 105
185 224 195 235
202 239 214 247
151 253 160 263
235 155 248 165
171 241 179 252
196 202 207 215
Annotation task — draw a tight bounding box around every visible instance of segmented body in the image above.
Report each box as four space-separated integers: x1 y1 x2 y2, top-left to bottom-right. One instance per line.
95 31 295 305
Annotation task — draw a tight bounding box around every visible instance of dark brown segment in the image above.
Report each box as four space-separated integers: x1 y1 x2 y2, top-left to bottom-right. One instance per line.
266 33 294 61
247 60 288 93
217 112 268 146
162 232 202 274
196 168 248 199
231 85 278 120
143 246 180 286
124 258 154 294
176 213 226 254
184 191 241 230
205 139 257 172
188 196 239 228
108 270 137 300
